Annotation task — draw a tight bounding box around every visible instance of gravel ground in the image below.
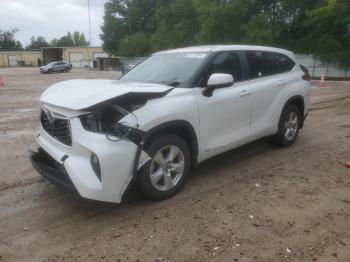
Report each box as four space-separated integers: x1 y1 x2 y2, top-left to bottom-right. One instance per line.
0 68 349 262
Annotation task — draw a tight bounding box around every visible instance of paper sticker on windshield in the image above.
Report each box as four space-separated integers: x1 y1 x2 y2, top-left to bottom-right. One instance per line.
185 53 207 59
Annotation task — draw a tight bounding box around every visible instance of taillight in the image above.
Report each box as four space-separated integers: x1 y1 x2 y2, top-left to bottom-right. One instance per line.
300 65 311 81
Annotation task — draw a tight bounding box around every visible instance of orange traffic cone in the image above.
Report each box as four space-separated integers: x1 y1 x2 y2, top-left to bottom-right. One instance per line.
320 74 325 87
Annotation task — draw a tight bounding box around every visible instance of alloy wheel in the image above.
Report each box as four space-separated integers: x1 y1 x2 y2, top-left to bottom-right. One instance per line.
284 111 299 141
149 145 185 191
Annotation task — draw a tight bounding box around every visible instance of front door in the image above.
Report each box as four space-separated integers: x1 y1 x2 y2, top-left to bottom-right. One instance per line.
195 52 252 161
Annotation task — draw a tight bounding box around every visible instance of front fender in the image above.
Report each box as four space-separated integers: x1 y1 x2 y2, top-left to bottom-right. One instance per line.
121 88 200 137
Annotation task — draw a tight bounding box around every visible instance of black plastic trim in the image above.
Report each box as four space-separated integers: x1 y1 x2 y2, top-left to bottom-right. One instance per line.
143 120 199 169
30 148 76 191
282 95 306 128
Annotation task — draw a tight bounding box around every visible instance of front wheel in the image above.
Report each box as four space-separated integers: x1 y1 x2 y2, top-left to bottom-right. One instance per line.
273 105 301 147
138 134 191 201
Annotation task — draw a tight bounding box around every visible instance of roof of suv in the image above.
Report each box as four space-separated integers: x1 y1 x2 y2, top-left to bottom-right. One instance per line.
157 45 294 58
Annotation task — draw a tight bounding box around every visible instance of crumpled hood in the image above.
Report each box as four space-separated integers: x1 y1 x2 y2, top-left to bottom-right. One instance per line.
40 79 173 110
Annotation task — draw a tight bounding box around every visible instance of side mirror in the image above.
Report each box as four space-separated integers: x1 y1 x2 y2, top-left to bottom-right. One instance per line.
202 73 234 97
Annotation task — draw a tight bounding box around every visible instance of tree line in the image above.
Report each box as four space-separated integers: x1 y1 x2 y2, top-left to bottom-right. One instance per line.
0 30 89 51
101 0 350 68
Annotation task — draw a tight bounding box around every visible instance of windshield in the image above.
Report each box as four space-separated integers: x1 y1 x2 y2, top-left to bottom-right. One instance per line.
47 62 56 66
121 52 209 87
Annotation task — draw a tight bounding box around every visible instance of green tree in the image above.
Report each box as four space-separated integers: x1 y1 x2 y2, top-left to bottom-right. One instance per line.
243 14 275 45
101 0 159 55
303 0 350 68
124 0 158 34
118 32 150 56
101 0 130 55
243 0 318 49
275 0 319 51
149 0 198 51
50 31 88 47
99 0 349 68
72 32 89 46
26 36 49 50
193 0 253 44
0 29 23 51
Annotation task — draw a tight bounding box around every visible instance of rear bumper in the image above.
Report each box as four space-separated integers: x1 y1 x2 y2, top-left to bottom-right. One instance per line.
30 148 76 191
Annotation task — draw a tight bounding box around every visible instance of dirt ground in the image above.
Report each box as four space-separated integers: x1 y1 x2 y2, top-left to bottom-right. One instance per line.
0 68 349 262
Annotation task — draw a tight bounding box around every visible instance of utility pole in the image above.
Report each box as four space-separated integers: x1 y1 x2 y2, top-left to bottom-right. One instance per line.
87 0 92 68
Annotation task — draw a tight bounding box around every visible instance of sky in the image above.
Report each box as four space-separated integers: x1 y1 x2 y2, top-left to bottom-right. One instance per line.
0 0 108 47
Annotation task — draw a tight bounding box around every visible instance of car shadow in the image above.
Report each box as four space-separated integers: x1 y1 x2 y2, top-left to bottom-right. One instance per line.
50 137 279 214
121 137 278 203
32 137 283 225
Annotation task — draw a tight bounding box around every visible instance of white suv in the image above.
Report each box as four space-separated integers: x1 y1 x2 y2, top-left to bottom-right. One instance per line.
31 45 310 203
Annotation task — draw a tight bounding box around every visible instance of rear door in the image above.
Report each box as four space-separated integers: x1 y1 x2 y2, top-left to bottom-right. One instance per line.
195 51 252 160
51 62 59 71
60 62 66 70
244 51 295 135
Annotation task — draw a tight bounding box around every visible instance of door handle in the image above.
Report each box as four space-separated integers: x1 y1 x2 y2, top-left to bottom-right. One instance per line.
278 81 286 87
240 90 250 97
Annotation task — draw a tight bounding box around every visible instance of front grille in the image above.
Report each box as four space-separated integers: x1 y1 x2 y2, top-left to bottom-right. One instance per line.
40 109 72 146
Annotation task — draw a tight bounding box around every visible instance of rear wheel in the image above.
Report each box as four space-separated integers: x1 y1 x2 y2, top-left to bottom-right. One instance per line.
273 105 301 147
138 134 191 201
65 68 71 72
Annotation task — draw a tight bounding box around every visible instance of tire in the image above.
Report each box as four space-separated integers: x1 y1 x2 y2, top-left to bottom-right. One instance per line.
138 134 191 201
273 105 301 147
65 68 70 72
48 69 53 74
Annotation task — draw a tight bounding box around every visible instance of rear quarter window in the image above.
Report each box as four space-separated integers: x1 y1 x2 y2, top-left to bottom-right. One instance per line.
275 53 295 73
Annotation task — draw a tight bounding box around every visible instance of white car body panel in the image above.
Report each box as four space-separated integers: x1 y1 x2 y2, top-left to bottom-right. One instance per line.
33 45 310 203
37 117 138 203
194 83 251 161
41 79 173 110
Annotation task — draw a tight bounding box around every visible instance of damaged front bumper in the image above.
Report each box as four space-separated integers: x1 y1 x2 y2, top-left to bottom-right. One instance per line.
30 148 76 191
32 117 149 203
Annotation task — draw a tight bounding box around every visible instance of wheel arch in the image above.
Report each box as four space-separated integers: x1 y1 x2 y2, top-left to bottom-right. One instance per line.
143 120 199 169
281 95 305 128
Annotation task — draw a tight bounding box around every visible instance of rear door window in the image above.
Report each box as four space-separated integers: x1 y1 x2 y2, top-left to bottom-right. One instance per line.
246 51 278 79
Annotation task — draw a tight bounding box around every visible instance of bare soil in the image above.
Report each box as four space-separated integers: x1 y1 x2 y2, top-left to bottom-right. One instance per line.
0 68 349 262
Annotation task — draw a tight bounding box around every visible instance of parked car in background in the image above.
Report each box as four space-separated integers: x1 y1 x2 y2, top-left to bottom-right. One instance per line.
31 45 310 203
40 61 72 74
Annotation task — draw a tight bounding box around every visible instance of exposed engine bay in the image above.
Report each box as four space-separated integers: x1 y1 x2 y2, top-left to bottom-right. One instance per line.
80 90 172 145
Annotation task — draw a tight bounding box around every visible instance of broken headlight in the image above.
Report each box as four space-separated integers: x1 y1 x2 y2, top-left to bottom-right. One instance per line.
80 96 146 144
106 122 145 145
80 93 148 134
